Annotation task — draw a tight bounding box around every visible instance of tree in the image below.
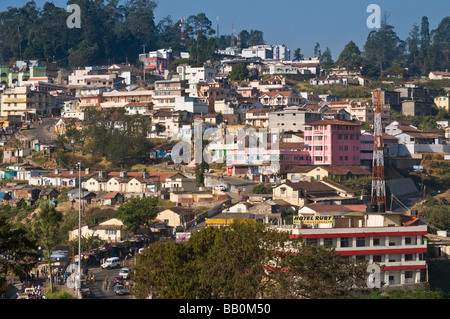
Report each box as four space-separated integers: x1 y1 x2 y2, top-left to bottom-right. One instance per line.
293 48 303 60
430 16 450 71
364 23 406 76
320 47 335 74
275 243 368 299
31 201 63 292
336 41 363 72
405 24 421 76
118 196 159 233
131 222 368 299
229 62 249 81
314 42 322 59
238 30 250 48
0 216 38 295
82 107 152 168
185 13 214 39
248 29 264 46
186 32 218 66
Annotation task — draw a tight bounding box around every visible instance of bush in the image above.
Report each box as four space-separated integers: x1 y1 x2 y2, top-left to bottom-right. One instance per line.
252 183 273 194
45 287 74 299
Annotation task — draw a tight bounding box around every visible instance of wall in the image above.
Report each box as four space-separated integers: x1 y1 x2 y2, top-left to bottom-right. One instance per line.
386 178 419 197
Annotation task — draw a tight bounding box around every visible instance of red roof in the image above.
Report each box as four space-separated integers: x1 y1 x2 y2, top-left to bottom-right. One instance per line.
104 192 119 199
302 204 367 212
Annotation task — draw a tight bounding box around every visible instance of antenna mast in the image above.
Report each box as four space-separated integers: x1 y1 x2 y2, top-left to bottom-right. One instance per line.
371 89 386 212
180 17 185 41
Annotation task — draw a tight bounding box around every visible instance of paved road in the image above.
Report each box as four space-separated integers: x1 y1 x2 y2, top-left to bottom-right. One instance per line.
21 117 58 143
84 266 134 299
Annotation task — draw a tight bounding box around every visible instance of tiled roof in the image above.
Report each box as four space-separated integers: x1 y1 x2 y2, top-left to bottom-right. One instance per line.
283 181 335 192
303 204 367 212
278 142 306 150
306 119 360 126
247 108 275 113
43 170 98 178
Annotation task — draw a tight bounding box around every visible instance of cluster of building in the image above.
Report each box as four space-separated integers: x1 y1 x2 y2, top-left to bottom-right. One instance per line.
1 48 449 292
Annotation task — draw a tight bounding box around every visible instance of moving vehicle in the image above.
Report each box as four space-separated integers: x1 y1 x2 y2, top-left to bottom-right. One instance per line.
101 257 121 269
119 268 130 279
114 275 124 285
114 284 126 295
214 185 227 191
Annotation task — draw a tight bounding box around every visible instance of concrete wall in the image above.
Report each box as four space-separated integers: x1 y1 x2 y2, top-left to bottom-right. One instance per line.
386 178 419 197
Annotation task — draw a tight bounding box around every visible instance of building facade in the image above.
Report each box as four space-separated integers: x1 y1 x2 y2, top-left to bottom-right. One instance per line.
304 120 361 166
273 212 428 288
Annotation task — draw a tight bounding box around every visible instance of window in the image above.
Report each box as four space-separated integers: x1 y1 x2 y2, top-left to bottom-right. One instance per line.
405 254 414 261
373 255 382 263
356 255 366 261
340 237 350 247
356 237 366 247
306 238 318 246
323 238 333 247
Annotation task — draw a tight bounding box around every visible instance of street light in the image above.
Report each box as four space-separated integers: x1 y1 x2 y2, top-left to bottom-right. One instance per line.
77 162 82 290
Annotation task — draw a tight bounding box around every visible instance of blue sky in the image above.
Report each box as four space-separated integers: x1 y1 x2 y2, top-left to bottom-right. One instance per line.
2 0 449 58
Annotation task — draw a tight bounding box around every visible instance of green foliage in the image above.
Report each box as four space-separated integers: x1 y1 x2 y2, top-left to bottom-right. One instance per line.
327 176 372 197
422 199 450 231
30 201 63 261
252 183 273 194
229 63 249 81
118 196 159 233
69 233 106 256
293 48 303 60
45 287 74 299
0 215 38 295
337 41 363 71
131 222 367 299
82 107 152 168
364 24 406 76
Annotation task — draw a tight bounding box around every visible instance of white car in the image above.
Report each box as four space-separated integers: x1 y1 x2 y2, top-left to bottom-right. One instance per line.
119 267 130 279
214 185 227 191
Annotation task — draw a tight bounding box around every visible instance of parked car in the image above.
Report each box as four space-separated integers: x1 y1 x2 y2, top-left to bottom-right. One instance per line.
119 268 130 279
114 284 126 295
240 195 249 201
214 185 227 191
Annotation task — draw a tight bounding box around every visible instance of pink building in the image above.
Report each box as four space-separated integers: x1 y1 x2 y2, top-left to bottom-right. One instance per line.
304 120 361 166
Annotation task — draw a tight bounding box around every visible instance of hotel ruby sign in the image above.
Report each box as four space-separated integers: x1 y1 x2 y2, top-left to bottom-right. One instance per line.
293 215 333 224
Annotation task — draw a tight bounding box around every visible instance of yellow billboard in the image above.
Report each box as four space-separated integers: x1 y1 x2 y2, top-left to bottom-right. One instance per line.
293 215 333 224
206 218 256 226
4 98 26 103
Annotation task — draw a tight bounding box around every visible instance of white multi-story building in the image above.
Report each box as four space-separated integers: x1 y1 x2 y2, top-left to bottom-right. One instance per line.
272 211 428 288
241 45 274 60
272 45 290 61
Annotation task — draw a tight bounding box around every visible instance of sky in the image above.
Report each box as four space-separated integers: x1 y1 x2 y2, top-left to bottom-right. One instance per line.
2 0 450 59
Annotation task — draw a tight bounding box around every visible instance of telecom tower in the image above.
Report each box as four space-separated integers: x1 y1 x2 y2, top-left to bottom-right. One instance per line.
180 17 185 41
370 89 387 212
231 24 235 47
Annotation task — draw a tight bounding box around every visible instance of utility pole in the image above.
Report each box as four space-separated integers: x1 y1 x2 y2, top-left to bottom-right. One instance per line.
142 45 146 82
77 162 82 292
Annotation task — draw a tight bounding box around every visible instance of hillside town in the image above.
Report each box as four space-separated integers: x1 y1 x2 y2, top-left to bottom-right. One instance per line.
1 2 450 302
